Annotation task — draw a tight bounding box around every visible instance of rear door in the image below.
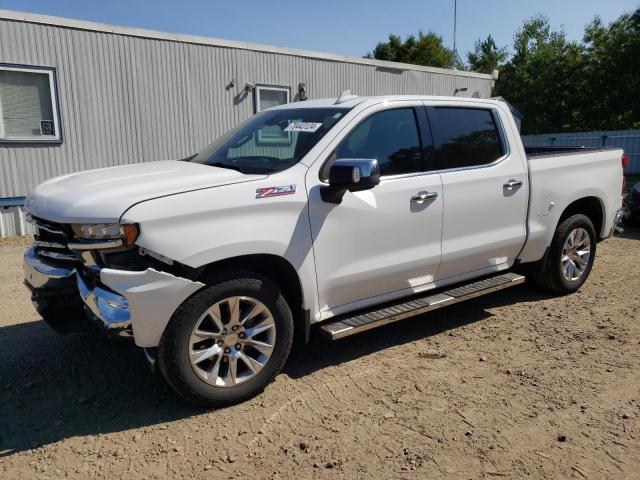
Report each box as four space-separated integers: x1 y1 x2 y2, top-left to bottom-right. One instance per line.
426 104 528 280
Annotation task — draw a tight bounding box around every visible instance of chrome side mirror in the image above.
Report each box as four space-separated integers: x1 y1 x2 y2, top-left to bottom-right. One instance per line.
321 158 380 204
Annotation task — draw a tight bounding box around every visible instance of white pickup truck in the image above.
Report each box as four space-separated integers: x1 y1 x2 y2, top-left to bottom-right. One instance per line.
24 94 625 406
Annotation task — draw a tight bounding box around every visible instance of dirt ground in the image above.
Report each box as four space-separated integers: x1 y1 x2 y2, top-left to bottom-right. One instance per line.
0 230 638 479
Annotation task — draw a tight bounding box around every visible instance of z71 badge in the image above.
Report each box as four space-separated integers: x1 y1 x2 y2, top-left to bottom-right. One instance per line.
256 184 297 199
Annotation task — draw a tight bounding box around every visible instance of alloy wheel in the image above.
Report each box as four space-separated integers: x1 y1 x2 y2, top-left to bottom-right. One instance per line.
561 227 591 281
188 296 276 387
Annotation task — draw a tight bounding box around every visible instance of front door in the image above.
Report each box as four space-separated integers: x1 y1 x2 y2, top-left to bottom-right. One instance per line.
307 104 443 317
426 105 528 279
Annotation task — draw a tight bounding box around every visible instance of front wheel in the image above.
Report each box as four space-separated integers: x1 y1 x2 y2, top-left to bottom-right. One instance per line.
527 214 597 295
158 270 294 407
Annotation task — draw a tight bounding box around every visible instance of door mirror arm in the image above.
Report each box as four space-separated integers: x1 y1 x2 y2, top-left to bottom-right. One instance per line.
320 159 380 204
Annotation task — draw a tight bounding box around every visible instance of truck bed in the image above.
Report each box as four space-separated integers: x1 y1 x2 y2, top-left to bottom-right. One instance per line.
524 145 619 159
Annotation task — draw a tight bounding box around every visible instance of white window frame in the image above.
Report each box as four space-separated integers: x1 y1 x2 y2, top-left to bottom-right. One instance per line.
253 84 292 145
0 64 62 143
254 84 290 113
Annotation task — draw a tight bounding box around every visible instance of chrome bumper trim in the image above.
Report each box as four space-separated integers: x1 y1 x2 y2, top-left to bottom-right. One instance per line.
23 246 76 290
33 240 67 249
26 215 67 236
68 239 123 250
77 273 133 338
24 245 133 338
37 249 79 262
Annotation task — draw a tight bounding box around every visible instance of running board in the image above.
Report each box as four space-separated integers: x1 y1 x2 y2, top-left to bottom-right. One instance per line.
319 272 525 340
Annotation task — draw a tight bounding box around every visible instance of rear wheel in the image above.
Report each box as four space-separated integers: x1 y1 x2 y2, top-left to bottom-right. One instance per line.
527 214 596 294
158 270 293 407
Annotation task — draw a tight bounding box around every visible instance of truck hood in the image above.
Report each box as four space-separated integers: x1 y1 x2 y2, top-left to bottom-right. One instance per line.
26 160 266 223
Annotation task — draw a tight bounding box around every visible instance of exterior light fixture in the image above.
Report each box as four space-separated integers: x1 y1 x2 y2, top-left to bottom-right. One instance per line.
298 82 308 101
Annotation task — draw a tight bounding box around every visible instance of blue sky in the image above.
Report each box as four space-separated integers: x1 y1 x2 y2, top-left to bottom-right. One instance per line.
0 0 637 60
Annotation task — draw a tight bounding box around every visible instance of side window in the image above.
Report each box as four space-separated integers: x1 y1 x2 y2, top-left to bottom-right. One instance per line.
430 107 504 169
335 108 424 176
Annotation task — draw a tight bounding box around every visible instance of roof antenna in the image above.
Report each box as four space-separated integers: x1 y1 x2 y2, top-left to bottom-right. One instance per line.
335 89 358 104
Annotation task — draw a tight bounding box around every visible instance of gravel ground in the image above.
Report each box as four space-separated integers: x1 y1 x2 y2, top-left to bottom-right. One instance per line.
0 230 638 479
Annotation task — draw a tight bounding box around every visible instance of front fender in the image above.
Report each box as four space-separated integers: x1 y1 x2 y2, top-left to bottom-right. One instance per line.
120 165 320 320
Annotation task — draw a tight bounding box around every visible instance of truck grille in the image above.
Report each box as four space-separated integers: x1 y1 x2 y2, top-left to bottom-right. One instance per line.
28 216 80 265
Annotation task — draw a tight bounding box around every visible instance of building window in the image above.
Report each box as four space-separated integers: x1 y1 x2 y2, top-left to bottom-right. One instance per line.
254 85 290 113
0 65 61 143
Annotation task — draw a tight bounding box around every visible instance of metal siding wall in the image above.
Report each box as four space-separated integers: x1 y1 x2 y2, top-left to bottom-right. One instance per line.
522 129 640 174
0 17 493 205
0 205 34 237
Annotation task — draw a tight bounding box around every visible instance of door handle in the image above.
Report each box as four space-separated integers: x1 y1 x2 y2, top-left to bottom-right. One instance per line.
503 179 523 191
411 191 438 204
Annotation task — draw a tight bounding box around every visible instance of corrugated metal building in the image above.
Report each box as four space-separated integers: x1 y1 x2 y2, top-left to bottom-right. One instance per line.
522 129 640 175
0 9 496 237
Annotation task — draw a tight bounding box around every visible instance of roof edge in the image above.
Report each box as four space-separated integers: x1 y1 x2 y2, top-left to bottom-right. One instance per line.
0 8 493 80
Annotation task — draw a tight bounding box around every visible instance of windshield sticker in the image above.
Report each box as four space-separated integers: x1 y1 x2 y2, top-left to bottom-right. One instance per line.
284 122 323 133
256 185 297 199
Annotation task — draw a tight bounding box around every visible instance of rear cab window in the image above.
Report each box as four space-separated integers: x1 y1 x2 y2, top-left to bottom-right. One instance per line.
427 107 506 170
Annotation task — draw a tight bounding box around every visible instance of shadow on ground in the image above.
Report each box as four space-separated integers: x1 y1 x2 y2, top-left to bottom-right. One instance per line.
618 223 640 240
0 281 555 456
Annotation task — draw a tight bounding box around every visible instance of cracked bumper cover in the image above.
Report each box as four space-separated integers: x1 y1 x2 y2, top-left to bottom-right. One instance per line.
89 268 204 347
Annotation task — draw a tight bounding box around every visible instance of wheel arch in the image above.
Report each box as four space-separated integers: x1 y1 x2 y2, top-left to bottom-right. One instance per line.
557 196 605 240
197 254 309 344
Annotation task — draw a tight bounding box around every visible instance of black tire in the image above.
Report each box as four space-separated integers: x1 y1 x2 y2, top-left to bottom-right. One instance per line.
34 295 89 334
527 214 597 295
158 270 294 407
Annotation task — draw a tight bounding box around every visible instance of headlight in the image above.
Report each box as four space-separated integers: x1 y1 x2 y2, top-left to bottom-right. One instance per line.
71 223 139 247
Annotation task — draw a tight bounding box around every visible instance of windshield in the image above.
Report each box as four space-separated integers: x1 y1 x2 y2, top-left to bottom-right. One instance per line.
191 107 351 174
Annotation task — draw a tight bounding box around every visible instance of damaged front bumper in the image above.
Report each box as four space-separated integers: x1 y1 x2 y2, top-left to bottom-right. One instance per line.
76 271 133 338
24 246 204 347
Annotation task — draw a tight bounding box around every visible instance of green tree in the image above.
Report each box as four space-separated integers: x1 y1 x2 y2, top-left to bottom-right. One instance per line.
366 31 455 69
467 35 508 74
369 8 639 134
495 16 587 134
582 10 640 129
